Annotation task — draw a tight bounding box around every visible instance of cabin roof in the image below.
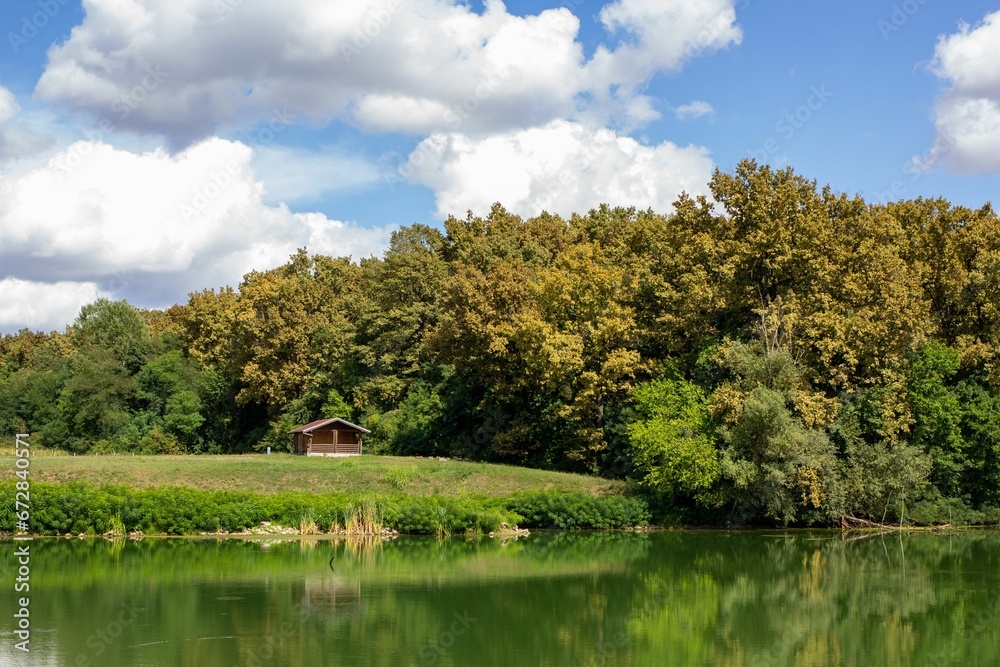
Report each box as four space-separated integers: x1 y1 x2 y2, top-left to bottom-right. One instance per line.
289 418 370 434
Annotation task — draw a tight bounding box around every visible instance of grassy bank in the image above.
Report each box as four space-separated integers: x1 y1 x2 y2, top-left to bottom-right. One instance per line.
0 453 649 536
0 482 651 536
3 453 627 498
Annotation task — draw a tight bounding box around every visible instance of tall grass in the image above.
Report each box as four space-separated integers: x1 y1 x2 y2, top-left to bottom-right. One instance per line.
380 467 416 490
298 508 320 535
341 497 385 535
0 443 68 457
106 512 126 537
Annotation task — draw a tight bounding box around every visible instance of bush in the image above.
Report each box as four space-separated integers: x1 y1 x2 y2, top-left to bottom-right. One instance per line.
0 483 565 536
506 490 651 529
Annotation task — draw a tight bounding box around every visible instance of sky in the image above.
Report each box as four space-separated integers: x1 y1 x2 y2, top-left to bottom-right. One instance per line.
1 0 999 333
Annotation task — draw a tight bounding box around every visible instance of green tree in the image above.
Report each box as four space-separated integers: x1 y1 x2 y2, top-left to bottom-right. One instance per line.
908 342 966 497
955 379 1000 507
831 387 931 521
43 348 142 452
628 379 720 503
709 340 841 524
72 299 151 370
137 350 207 450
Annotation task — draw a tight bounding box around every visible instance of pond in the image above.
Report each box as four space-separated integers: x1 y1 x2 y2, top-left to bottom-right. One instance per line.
2 530 999 666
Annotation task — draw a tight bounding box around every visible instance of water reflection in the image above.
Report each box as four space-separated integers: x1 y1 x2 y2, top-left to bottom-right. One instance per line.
0 530 998 666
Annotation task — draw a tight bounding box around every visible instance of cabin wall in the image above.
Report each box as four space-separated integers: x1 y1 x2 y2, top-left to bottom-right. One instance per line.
293 422 365 456
308 428 362 456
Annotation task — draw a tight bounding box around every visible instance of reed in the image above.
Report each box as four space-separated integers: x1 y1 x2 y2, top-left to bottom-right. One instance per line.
107 512 126 537
298 508 320 535
342 497 384 535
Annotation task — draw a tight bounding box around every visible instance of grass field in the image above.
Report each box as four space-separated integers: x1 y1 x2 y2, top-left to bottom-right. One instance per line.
4 453 627 498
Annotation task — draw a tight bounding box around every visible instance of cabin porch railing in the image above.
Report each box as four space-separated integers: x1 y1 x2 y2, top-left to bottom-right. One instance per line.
309 443 361 455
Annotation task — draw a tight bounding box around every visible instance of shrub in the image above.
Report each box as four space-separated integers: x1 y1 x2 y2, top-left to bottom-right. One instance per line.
0 483 554 536
506 490 651 529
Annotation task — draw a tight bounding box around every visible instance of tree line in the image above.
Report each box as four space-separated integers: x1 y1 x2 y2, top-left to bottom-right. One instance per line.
3 160 999 524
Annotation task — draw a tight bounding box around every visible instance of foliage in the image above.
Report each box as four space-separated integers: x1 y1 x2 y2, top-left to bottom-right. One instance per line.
707 340 842 524
1 482 640 535
3 160 1000 525
72 298 151 370
506 490 651 529
628 379 719 502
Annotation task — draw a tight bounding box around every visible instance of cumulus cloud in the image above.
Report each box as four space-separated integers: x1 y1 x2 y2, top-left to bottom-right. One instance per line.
586 0 740 124
594 0 741 81
929 10 1000 172
8 0 744 332
0 87 18 124
673 101 715 120
0 278 108 333
35 0 741 144
0 138 394 331
403 119 714 218
0 87 56 161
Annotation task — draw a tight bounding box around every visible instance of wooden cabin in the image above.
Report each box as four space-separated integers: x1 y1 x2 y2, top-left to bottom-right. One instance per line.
290 418 369 456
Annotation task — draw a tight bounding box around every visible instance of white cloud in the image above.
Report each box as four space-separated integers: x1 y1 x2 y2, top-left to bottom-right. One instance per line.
929 10 1000 172
0 278 108 333
674 100 715 120
595 0 741 81
0 87 18 124
7 0 744 332
585 0 740 124
34 0 741 143
0 87 57 161
0 137 394 331
403 119 714 218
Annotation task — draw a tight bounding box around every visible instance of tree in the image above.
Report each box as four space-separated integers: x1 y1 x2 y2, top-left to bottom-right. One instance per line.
831 387 931 521
709 339 841 524
44 347 141 452
908 342 966 497
352 225 448 413
955 379 1000 507
628 379 719 503
72 299 151 370
137 349 207 450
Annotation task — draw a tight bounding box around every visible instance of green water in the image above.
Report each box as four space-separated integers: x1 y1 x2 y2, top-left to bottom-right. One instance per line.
2 530 999 666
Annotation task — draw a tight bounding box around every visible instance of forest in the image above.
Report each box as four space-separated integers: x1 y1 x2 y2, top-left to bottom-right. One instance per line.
2 160 999 525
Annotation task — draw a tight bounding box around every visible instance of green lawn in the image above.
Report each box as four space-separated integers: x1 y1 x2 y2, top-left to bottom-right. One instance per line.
6 454 627 498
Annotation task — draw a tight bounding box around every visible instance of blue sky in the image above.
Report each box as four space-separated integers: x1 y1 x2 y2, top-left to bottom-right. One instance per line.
1 0 999 332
